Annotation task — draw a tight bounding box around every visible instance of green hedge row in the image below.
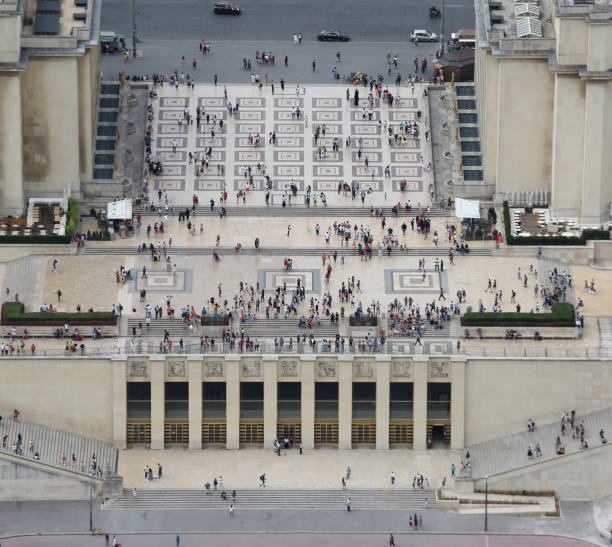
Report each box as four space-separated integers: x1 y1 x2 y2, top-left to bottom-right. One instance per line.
1 302 116 325
0 235 72 244
65 198 80 238
503 202 610 246
461 302 576 327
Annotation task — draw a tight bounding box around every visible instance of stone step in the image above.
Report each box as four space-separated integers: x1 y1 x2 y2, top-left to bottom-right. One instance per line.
104 488 436 509
83 245 492 257
0 411 117 476
466 406 612 479
133 205 449 218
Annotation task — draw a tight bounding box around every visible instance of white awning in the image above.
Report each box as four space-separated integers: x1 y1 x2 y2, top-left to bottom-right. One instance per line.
455 198 481 218
107 199 133 219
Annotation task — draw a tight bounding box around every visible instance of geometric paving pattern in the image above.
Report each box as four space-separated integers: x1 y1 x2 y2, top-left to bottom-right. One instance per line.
383 269 448 294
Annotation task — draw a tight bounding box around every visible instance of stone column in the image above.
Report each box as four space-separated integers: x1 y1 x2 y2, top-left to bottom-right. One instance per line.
301 358 316 450
225 358 240 449
376 358 390 449
412 359 428 449
188 358 203 450
263 359 278 449
111 358 127 449
0 74 24 216
149 357 165 450
450 360 466 449
338 360 352 449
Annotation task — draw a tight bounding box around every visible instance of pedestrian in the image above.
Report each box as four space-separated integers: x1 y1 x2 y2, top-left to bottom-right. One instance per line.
260 473 266 487
132 488 137 498
451 463 455 477
299 442 303 455
346 465 351 479
214 73 218 86
341 477 346 489
389 534 395 546
176 534 180 546
57 289 62 302
346 497 351 512
390 471 396 485
229 504 235 517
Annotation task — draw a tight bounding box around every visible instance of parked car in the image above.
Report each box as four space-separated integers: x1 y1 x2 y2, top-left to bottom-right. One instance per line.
410 29 438 42
214 1 240 14
317 29 350 42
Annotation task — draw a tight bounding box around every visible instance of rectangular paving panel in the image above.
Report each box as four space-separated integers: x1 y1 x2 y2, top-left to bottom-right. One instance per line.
351 110 381 121
273 165 304 177
350 98 380 108
236 123 266 134
391 151 419 163
274 110 305 121
236 97 266 108
389 111 417 122
234 137 265 148
276 136 304 148
234 150 266 163
312 110 342 122
392 166 423 178
352 165 381 177
384 269 448 294
351 151 381 162
195 179 225 191
388 139 419 149
233 179 264 191
237 110 264 121
349 137 381 149
131 269 193 293
196 137 226 148
274 123 304 134
259 269 321 293
161 165 187 177
314 165 344 177
159 97 190 108
352 180 381 191
312 98 342 108
351 124 381 135
274 97 303 108
275 179 305 191
311 124 342 135
316 137 343 148
313 180 344 191
395 98 418 108
156 137 187 149
312 151 343 162
274 150 304 162
392 180 423 192
198 97 225 108
154 179 186 191
157 151 186 162
157 124 188 134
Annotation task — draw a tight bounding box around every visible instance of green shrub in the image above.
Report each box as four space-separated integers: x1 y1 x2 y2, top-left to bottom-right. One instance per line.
65 198 80 238
0 235 72 244
461 302 575 327
1 302 116 325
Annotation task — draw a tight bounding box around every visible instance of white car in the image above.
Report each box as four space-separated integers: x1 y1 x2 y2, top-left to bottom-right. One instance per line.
411 29 438 42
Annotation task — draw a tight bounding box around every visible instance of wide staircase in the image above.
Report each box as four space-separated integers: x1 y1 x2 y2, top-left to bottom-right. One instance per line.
465 407 612 479
83 245 492 257
133 205 449 218
0 413 118 475
104 488 436 509
242 318 339 338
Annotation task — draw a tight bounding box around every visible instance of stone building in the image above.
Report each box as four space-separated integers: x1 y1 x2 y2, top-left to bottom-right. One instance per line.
474 0 612 223
0 0 101 216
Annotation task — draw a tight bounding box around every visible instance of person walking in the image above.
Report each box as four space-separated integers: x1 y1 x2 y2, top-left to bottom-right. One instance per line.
346 497 351 512
390 471 396 485
389 534 396 546
229 503 235 517
346 465 351 480
451 463 455 477
176 534 180 546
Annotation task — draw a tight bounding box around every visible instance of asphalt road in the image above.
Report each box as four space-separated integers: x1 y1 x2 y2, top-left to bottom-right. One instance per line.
100 0 475 83
101 0 475 44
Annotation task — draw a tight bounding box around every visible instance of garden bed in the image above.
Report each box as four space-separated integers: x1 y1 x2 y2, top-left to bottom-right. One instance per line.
1 302 116 326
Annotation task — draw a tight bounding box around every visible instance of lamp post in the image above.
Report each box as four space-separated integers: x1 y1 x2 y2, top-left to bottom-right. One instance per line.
440 0 445 54
89 472 94 532
484 475 488 532
131 0 137 59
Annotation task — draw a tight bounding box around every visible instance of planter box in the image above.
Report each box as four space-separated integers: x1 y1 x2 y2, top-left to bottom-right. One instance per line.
349 316 378 327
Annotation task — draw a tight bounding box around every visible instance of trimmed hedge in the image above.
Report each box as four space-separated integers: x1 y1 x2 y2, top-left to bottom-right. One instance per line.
1 302 116 326
0 235 72 244
202 316 229 326
461 302 575 327
65 198 80 238
502 202 610 246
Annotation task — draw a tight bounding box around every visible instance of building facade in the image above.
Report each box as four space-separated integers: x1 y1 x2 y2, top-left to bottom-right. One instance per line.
1 353 611 452
0 0 101 216
474 0 612 223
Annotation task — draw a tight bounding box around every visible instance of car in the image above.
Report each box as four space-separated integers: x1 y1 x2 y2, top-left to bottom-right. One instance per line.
214 1 240 14
317 29 350 42
410 29 438 42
